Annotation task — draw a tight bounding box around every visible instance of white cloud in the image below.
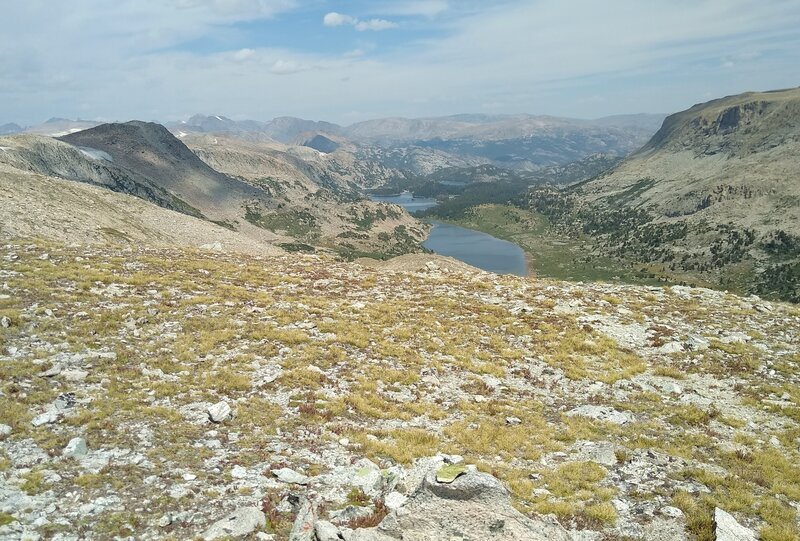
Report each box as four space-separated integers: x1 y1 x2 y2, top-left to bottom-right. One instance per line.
323 12 397 31
233 48 255 61
323 12 354 27
378 1 448 17
1 0 799 124
270 59 308 74
354 18 398 31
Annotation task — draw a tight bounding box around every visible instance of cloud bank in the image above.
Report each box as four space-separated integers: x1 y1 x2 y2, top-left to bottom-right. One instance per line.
0 0 798 125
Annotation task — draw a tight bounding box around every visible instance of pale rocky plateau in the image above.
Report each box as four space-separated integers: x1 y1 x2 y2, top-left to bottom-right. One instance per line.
0 240 798 540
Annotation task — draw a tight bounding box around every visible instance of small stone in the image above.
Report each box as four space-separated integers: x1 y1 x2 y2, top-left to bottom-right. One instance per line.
231 465 248 479
0 424 11 439
272 467 309 485
567 405 634 425
658 341 684 354
436 464 469 484
63 437 88 458
338 438 350 446
505 416 522 425
40 364 62 377
183 473 197 481
63 369 90 382
207 401 232 423
32 410 60 427
202 507 266 540
0 315 10 328
660 506 684 519
158 514 173 527
314 520 341 541
384 491 408 510
686 334 710 351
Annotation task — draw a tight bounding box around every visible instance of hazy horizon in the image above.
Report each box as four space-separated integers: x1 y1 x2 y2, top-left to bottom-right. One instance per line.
2 1 800 125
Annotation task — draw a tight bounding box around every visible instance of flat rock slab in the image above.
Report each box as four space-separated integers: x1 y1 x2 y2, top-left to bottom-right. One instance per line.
567 405 634 425
272 467 309 485
202 506 265 540
714 508 757 541
358 470 571 541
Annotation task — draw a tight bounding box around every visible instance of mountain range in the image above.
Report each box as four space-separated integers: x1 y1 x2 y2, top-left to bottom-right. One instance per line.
0 121 427 257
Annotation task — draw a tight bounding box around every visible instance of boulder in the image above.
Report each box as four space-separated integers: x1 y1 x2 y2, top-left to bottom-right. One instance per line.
202 507 265 540
207 401 232 423
357 468 571 541
62 437 88 458
288 498 315 541
314 520 341 541
713 508 757 541
272 467 309 485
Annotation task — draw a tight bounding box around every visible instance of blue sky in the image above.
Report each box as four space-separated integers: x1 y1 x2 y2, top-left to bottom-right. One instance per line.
1 0 799 125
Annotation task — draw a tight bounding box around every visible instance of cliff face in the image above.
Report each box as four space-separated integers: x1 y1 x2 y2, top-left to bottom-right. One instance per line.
528 88 800 301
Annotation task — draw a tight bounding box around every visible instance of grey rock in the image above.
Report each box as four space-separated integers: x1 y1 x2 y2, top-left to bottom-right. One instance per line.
642 518 688 541
350 458 382 497
314 520 341 541
31 410 60 426
364 469 571 540
0 315 10 328
329 505 373 523
207 401 232 423
272 467 309 485
384 491 408 510
289 498 315 541
570 440 617 466
567 405 634 425
660 506 684 518
714 508 757 541
657 341 684 354
40 364 62 377
62 437 88 458
202 506 266 540
62 369 89 382
686 334 710 351
0 424 11 439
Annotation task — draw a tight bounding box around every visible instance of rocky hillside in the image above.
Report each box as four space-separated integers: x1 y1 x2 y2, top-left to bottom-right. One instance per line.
528 88 800 301
181 133 428 257
0 122 427 258
0 162 282 256
0 241 799 540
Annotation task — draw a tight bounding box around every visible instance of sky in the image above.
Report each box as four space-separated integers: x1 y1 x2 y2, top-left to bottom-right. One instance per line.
2 0 800 126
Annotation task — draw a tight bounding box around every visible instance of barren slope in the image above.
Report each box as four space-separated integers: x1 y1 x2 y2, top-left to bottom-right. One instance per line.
0 241 798 540
528 88 800 301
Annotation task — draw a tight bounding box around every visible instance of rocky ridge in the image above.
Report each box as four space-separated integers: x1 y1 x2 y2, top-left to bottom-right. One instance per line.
0 122 428 257
527 87 800 301
0 240 798 540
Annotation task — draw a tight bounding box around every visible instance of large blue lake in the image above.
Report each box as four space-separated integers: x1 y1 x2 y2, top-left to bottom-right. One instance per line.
369 193 527 276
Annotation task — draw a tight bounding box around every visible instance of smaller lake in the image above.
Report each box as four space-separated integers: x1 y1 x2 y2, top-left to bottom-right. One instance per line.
368 193 527 276
369 193 438 214
423 221 527 276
